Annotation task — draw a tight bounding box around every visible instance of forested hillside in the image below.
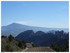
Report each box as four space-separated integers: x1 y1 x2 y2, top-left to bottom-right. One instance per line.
16 30 69 46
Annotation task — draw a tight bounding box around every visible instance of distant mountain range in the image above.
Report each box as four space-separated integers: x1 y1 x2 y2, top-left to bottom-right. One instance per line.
1 23 68 37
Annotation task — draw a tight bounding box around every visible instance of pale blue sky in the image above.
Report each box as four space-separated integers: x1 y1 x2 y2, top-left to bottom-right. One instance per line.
2 1 69 28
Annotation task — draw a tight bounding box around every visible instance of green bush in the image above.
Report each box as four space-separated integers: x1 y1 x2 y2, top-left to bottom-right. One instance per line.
5 44 13 51
50 42 69 52
17 41 26 49
32 43 38 47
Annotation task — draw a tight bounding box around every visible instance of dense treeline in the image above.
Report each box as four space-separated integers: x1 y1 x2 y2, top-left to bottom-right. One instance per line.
1 35 26 52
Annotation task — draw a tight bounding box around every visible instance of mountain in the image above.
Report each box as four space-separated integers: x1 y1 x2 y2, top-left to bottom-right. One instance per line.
1 23 68 37
15 30 69 46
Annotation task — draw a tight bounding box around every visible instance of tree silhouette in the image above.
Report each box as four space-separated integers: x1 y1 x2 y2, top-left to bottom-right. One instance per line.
8 34 14 41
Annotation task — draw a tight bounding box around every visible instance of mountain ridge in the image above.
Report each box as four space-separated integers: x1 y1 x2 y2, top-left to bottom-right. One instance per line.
2 23 68 29
2 23 68 37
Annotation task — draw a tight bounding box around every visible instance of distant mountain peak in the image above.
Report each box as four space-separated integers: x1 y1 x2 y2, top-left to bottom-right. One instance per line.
7 23 23 26
11 23 18 24
10 23 20 25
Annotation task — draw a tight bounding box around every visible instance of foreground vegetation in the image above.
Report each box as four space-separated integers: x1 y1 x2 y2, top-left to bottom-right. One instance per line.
50 42 69 52
1 30 69 52
1 35 26 52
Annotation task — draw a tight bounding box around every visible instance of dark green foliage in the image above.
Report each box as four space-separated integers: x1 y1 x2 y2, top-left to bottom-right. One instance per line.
1 35 7 38
18 42 23 49
32 43 39 47
50 32 69 52
50 42 69 52
50 42 59 51
1 35 26 52
17 41 26 49
5 44 13 51
8 34 14 41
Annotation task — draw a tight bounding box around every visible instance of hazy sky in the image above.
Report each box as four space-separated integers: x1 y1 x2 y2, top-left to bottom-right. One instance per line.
2 1 69 28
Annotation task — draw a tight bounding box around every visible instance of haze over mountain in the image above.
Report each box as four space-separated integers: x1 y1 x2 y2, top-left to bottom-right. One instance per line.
2 23 68 37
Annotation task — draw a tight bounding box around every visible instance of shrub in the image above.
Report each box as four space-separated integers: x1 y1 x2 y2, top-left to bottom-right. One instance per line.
8 35 14 41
